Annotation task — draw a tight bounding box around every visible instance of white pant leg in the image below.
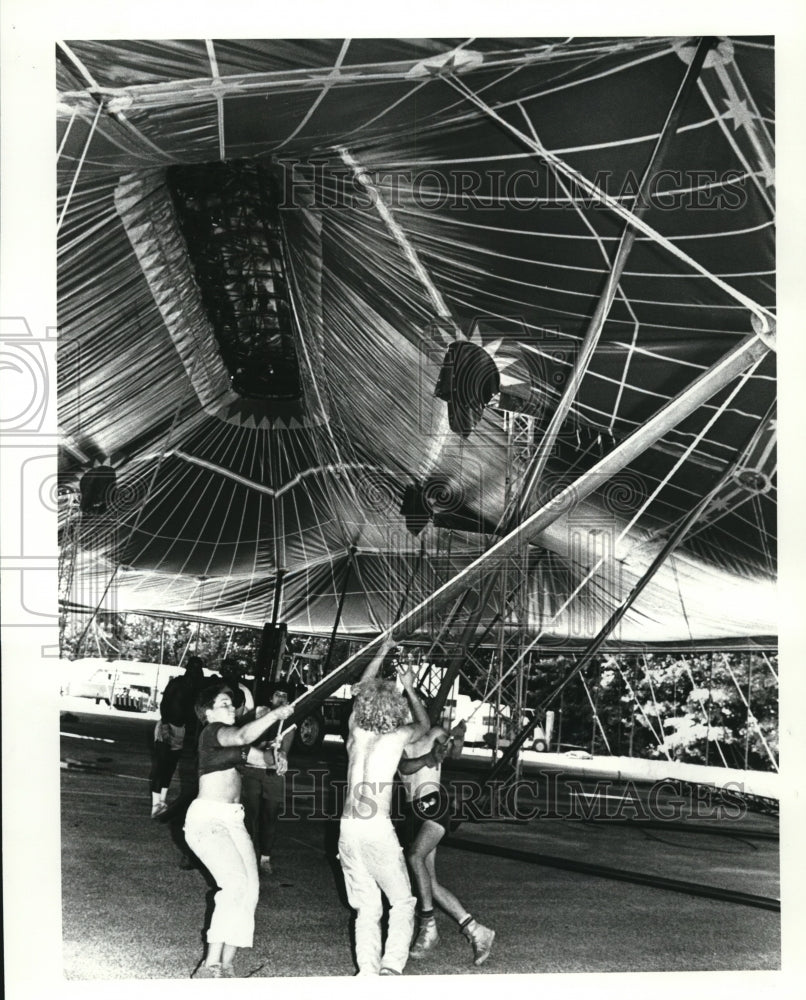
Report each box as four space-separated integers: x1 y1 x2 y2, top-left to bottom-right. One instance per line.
185 800 259 949
360 821 416 974
339 821 383 974
339 818 416 975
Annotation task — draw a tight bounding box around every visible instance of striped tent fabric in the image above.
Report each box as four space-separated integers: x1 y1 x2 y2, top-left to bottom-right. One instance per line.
56 37 776 642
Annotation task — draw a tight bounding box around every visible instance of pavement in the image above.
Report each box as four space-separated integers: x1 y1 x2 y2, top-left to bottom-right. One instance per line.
60 704 780 979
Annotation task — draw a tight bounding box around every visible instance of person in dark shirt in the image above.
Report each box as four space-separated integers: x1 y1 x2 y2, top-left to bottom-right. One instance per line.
218 658 254 718
149 656 206 818
240 684 296 876
183 683 293 978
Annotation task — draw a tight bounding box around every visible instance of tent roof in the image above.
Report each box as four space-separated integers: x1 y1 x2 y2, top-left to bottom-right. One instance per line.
57 36 776 641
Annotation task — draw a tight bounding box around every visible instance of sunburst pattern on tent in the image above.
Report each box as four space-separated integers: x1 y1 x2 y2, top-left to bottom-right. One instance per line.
57 36 775 643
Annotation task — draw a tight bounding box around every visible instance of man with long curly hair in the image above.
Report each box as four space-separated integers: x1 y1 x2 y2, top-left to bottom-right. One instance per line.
338 636 430 976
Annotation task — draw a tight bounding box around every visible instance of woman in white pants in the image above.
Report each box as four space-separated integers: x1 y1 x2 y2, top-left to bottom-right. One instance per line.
184 683 293 978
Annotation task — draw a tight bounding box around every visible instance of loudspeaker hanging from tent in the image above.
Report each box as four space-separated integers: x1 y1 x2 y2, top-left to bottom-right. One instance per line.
79 465 117 515
254 622 288 704
434 340 500 437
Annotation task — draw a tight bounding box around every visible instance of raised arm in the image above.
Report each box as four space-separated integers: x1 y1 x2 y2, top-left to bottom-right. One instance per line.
216 703 294 747
399 666 430 742
358 634 396 684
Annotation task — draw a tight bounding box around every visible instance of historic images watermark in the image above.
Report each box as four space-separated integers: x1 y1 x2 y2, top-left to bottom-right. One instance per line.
280 769 747 823
277 160 751 213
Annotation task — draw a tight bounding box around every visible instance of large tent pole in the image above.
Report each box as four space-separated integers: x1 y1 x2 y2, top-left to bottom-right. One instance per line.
426 39 715 721
485 397 773 783
322 546 357 675
290 331 769 721
269 437 287 628
270 570 287 627
515 36 716 520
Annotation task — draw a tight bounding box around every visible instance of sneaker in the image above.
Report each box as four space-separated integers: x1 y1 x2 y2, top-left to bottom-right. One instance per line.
380 967 401 975
151 802 168 819
409 919 439 958
463 921 495 966
192 963 223 979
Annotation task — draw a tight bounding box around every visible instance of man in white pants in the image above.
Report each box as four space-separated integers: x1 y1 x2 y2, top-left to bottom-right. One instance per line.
338 637 430 976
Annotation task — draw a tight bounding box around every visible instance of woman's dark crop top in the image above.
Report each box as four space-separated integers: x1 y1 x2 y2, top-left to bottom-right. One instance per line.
198 722 245 776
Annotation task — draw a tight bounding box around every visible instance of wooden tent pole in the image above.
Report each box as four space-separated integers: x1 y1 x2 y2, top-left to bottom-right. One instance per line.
425 39 717 720
516 36 716 521
290 331 769 721
322 546 357 675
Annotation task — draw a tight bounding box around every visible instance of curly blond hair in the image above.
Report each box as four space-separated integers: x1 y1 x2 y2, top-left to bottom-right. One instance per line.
352 679 410 734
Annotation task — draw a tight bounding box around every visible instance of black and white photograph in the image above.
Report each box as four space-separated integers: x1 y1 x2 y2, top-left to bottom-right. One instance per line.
2 2 805 995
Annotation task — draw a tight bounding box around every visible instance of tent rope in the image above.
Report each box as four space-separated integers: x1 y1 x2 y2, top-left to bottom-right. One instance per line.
642 654 675 758
442 73 775 335
761 651 778 684
669 555 695 642
610 659 671 760
57 100 103 234
578 668 613 755
276 39 352 151
720 653 778 771
680 656 730 769
56 104 80 161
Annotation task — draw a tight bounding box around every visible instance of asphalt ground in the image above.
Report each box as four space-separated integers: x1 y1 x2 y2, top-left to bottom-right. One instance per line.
60 706 780 979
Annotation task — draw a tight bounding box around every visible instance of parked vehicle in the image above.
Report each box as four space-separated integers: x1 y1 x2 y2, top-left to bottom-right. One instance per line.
60 658 212 713
440 693 549 751
271 680 352 755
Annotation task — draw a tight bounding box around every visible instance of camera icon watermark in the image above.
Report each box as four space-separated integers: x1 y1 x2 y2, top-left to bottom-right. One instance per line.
0 317 55 434
1 318 60 656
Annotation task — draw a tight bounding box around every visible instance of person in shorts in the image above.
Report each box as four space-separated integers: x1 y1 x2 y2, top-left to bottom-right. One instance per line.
399 720 495 966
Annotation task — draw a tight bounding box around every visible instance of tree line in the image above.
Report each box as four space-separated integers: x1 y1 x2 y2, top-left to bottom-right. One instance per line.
62 612 778 771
